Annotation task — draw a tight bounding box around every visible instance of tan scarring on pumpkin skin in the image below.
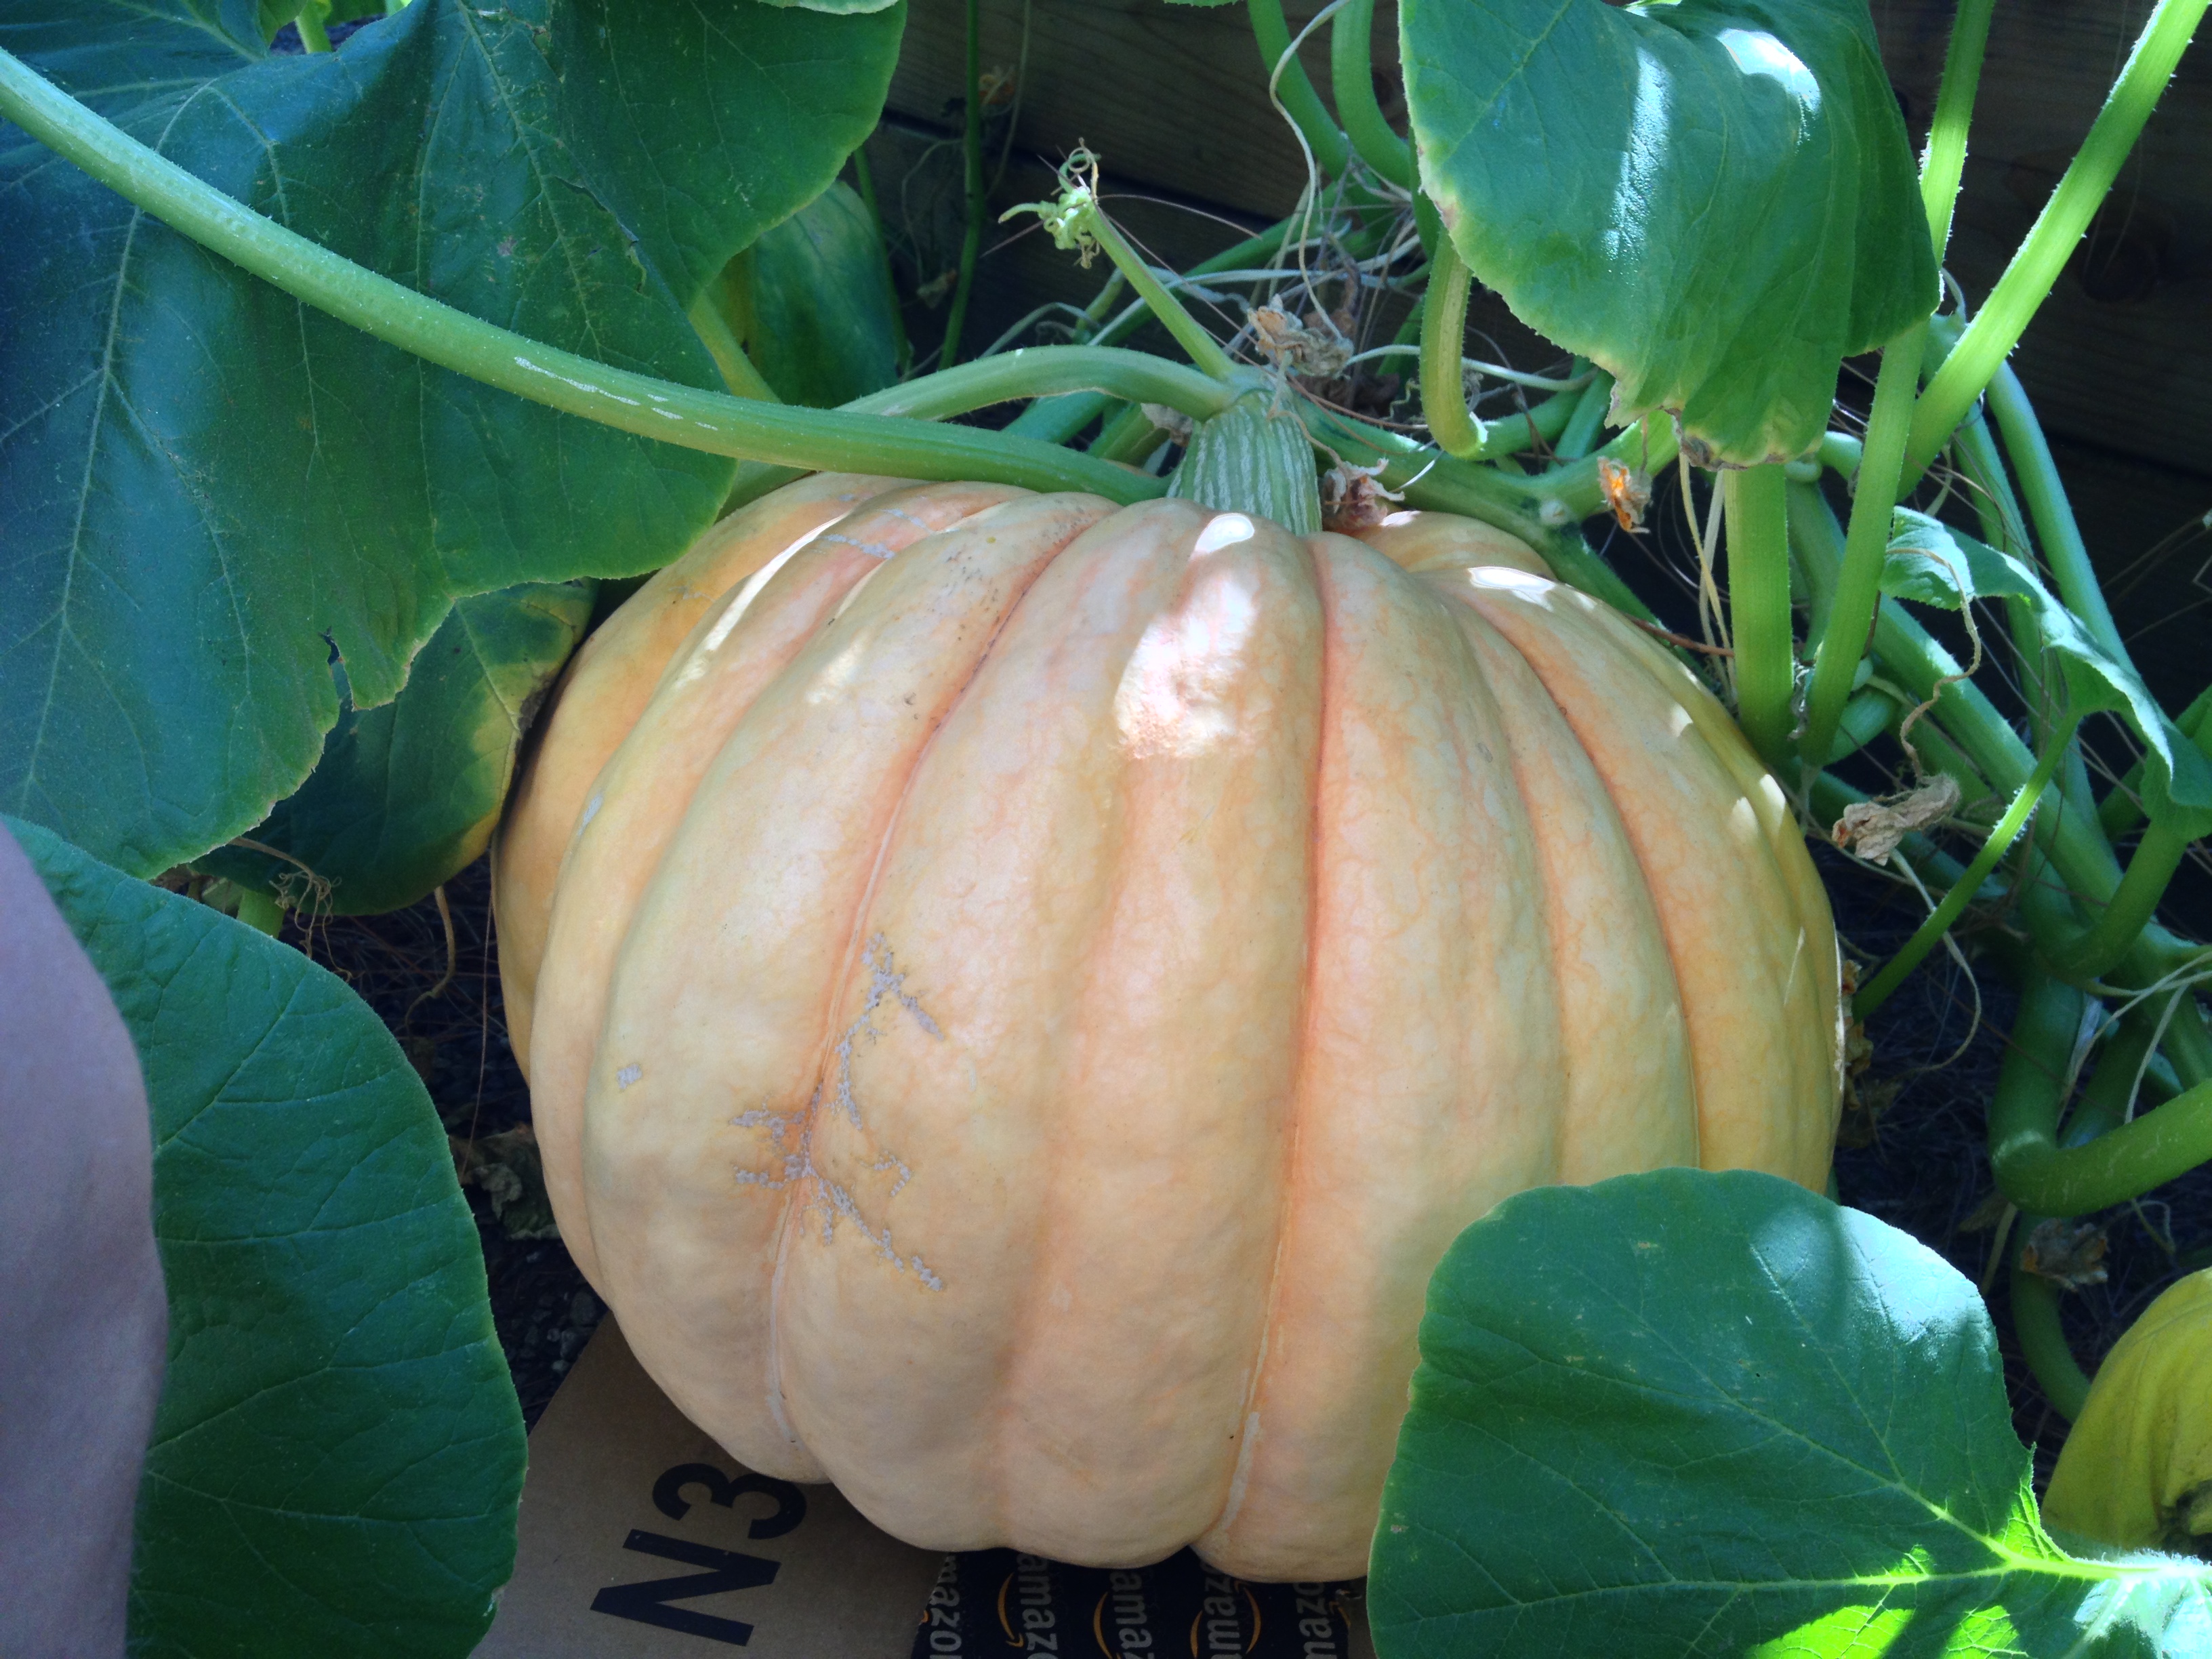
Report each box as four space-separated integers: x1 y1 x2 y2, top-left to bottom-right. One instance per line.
1441 569 1838 1187
579 493 1118 1480
494 472 907 1071
773 501 1322 1563
528 483 1027 1289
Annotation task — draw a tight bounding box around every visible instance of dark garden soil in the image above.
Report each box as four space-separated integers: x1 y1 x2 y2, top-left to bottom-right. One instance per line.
288 815 2211 1479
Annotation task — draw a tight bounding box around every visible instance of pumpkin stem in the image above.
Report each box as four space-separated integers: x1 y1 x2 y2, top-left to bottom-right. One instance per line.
1002 151 1242 385
1167 393 1322 535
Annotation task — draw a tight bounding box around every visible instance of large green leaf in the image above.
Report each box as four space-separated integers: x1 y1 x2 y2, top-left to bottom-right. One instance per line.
718 181 904 407
9 813 526 1659
199 579 594 914
1370 1169 2212 1657
0 0 904 877
1399 0 1936 465
1883 510 2212 839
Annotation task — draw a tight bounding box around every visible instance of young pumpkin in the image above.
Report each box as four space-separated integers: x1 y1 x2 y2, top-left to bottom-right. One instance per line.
492 474 1842 1580
2043 1268 2212 1556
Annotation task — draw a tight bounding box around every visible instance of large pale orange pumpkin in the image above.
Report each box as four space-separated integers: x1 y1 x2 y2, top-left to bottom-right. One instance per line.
492 474 1841 1580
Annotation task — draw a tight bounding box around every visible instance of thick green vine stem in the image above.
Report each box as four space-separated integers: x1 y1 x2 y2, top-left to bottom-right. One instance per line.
1552 371 1616 463
1788 482 2129 938
1991 972 2212 1217
2010 1253 2095 1422
1247 0 1351 177
1918 0 1996 259
1420 237 1486 459
1330 0 1415 190
1002 154 1240 382
233 889 288 935
0 49 1167 502
1904 0 2212 485
294 3 333 53
861 348 1241 423
1092 403 1168 466
720 345 1240 506
1798 321 1926 766
1723 465 1793 766
1984 365 2129 666
1853 713 2083 1020
939 0 988 367
2050 822 2197 983
685 290 781 402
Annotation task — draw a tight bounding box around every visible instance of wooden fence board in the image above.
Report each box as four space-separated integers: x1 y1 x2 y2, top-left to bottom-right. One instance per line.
885 0 2210 486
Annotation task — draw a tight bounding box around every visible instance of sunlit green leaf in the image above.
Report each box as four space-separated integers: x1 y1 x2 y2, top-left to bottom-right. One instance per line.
0 0 903 876
12 814 525 1659
1400 0 1936 465
1371 1169 2212 1657
1885 510 2212 838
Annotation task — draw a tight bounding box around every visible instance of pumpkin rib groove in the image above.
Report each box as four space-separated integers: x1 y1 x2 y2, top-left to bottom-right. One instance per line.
507 480 1839 1577
1571 598 1841 1174
1427 581 1698 1182
767 498 1100 1549
1452 577 1822 1185
1202 539 1571 1579
977 500 1315 1559
1459 591 1713 1164
587 492 1107 1488
532 484 1023 1294
1206 526 1332 1560
1593 606 1845 1130
495 474 909 1069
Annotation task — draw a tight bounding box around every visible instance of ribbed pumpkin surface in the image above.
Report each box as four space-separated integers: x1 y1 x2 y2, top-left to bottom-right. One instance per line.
493 475 1841 1579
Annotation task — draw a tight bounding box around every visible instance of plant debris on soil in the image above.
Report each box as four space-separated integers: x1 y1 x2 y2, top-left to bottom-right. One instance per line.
278 834 2212 1477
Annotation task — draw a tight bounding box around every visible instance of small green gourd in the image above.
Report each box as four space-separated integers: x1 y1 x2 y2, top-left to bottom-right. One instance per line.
2044 1268 2212 1556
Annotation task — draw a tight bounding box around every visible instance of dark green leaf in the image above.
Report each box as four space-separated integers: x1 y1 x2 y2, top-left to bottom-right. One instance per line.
1371 1169 2212 1658
1885 510 2212 837
0 0 904 876
199 579 594 914
724 182 903 407
9 814 525 1659
1400 0 1936 465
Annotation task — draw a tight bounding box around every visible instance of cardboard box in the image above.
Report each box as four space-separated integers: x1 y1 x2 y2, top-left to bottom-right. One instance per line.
478 1319 942 1656
482 1320 1376 1658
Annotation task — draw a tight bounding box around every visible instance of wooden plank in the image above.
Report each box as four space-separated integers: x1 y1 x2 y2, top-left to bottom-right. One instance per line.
1874 0 2212 485
886 0 1374 223
886 0 2211 489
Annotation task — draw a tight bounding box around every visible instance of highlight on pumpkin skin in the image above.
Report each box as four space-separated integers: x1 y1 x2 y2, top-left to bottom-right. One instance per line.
492 472 912 1071
1115 516 1266 760
1355 509 1554 578
520 482 1036 1290
491 474 1841 1579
